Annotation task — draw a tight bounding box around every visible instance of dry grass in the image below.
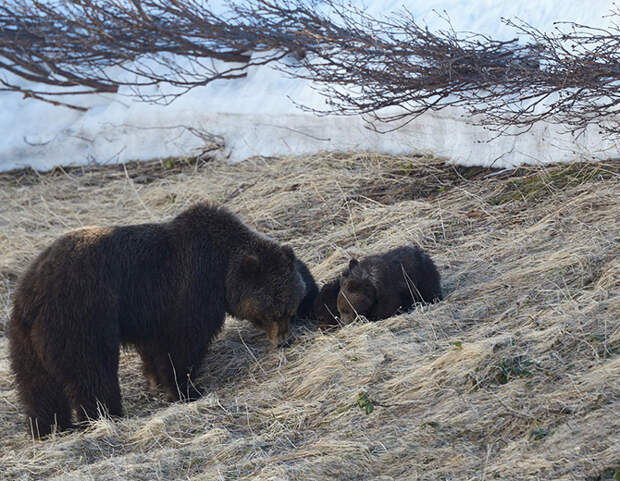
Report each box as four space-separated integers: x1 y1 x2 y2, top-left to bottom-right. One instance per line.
0 152 618 481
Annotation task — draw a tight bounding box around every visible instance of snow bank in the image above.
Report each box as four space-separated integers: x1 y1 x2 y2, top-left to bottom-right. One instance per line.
1 0 617 172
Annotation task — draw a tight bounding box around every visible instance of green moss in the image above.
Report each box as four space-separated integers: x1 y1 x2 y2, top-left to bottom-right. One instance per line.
594 467 620 481
494 356 533 384
489 163 617 205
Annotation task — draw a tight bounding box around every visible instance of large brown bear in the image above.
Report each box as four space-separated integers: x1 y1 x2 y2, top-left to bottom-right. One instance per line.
8 202 305 438
337 246 442 324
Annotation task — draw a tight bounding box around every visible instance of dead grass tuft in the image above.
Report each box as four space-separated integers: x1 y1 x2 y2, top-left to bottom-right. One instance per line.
0 152 618 480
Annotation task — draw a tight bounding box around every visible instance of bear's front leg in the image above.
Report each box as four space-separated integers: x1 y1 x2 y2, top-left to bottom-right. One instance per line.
138 341 206 402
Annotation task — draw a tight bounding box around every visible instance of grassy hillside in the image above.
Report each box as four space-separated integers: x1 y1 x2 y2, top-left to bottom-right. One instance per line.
0 153 618 481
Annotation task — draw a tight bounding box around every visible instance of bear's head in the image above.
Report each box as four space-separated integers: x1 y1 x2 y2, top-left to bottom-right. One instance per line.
337 275 377 324
228 245 305 346
313 278 341 328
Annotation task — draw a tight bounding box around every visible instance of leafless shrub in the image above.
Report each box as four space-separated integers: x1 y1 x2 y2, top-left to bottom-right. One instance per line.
1 0 618 136
0 0 299 106
249 0 619 138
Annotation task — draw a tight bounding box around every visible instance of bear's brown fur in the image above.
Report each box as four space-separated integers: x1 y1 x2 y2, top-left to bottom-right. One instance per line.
313 278 341 328
8 202 305 438
293 258 318 321
337 246 442 324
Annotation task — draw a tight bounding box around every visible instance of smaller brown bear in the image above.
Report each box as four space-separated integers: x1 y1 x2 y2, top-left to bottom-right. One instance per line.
313 278 342 328
312 262 355 328
337 246 442 324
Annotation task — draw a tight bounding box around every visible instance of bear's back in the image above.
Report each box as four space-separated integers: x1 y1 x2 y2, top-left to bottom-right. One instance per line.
383 246 442 303
356 246 442 304
12 224 178 329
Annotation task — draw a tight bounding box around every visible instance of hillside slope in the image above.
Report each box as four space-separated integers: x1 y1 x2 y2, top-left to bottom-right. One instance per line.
0 153 618 480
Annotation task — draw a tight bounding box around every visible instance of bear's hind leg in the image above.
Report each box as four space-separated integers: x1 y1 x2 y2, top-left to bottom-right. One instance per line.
50 328 124 424
64 358 123 424
9 328 73 438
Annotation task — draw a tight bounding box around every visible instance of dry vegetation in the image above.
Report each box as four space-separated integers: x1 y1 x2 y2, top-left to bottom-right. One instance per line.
0 152 618 480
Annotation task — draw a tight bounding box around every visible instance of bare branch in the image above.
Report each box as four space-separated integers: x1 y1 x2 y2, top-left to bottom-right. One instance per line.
0 0 617 138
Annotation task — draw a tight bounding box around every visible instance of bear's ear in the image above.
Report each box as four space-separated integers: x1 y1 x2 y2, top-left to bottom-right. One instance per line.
239 255 261 278
282 245 295 264
348 258 359 271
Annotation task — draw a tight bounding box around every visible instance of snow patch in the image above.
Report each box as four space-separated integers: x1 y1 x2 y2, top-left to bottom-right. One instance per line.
1 0 618 171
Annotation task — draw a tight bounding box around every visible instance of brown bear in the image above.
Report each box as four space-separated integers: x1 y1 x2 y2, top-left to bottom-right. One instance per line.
337 246 442 324
313 277 341 328
8 202 305 438
293 258 318 321
312 262 357 328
